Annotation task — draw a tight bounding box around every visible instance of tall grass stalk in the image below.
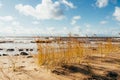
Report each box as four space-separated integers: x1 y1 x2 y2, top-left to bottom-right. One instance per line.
36 37 118 70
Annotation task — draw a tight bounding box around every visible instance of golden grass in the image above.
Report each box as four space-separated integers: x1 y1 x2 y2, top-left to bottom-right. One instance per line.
36 37 119 70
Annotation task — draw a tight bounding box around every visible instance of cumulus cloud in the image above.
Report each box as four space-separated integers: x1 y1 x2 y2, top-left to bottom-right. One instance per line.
100 20 108 24
0 16 14 22
71 16 81 25
15 0 66 20
113 7 120 21
96 0 108 8
61 0 76 9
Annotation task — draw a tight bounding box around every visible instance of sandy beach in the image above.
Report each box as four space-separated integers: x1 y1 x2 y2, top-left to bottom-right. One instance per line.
0 51 119 80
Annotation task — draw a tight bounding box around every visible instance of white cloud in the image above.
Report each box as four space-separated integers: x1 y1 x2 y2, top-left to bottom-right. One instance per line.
71 20 76 25
63 27 67 30
11 21 20 26
73 16 81 20
46 27 55 33
61 0 76 9
71 16 81 25
15 0 65 20
0 16 14 22
100 20 108 24
67 26 81 36
73 26 81 33
32 21 40 25
0 2 2 8
0 23 44 36
113 7 120 21
96 0 108 8
84 23 91 28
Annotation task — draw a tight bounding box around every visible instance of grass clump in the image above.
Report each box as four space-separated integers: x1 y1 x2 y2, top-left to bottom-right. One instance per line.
36 37 86 70
35 37 119 70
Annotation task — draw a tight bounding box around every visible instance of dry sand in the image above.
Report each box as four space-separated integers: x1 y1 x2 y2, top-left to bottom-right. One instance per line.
0 52 120 80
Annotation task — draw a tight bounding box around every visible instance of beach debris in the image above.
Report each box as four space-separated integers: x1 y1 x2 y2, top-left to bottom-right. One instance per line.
27 55 33 58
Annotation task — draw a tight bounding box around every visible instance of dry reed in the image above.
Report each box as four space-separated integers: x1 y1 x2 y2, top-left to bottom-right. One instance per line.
36 37 119 70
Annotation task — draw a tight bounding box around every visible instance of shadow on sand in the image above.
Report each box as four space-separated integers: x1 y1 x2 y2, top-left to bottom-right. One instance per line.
52 64 119 80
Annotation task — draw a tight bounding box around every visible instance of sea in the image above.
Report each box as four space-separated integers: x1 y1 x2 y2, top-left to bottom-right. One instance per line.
0 37 37 55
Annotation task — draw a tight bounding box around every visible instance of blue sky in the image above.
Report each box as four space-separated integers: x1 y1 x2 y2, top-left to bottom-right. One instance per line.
0 0 120 36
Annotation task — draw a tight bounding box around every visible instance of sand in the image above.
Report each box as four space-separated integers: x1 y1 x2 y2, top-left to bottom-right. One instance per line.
0 52 120 80
0 55 70 80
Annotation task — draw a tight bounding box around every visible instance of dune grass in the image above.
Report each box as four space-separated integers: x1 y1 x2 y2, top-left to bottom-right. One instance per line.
36 37 119 70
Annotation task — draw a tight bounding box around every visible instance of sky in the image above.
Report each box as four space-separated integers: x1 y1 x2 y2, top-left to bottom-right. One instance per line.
0 0 120 36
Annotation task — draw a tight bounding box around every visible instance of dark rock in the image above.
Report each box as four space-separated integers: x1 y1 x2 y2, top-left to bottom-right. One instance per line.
0 48 3 50
20 52 28 55
7 49 14 51
3 54 9 56
26 49 29 51
30 49 33 51
19 49 24 51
